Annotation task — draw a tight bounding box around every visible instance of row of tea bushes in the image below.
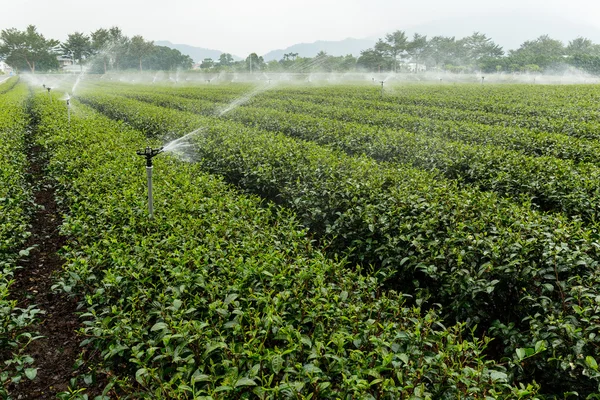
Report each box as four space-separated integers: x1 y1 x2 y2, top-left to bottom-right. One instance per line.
28 92 537 398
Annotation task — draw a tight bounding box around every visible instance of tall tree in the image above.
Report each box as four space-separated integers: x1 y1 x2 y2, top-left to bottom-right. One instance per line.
508 35 565 70
61 32 92 71
356 48 387 71
90 28 111 73
245 53 264 72
567 37 600 56
375 30 409 72
218 53 234 67
108 26 129 70
128 35 154 71
406 33 429 72
463 32 503 63
0 25 59 73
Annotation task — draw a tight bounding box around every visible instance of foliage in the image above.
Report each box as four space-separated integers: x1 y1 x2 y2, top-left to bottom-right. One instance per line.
0 25 59 73
60 32 92 70
27 91 536 399
0 82 40 398
75 85 600 396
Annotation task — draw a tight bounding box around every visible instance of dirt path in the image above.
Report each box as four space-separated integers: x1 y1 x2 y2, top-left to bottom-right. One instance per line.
7 142 99 399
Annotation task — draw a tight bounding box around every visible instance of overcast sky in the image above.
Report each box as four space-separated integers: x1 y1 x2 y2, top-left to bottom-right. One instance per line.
2 0 600 56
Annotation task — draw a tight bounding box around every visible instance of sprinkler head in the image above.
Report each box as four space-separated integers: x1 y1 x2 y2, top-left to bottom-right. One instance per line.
47 87 51 93
66 99 70 106
136 146 164 167
42 84 46 88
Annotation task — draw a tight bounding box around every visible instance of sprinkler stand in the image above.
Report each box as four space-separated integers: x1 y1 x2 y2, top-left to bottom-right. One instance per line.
136 147 164 218
66 99 71 124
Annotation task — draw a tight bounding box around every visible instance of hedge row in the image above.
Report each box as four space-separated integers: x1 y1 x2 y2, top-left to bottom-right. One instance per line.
79 91 600 396
0 82 38 397
28 91 538 398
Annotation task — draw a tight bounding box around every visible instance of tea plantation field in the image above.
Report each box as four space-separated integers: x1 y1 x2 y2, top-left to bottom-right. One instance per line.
3 75 600 398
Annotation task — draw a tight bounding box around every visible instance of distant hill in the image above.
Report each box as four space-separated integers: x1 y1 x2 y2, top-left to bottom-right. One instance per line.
154 40 241 63
262 38 376 61
398 12 600 52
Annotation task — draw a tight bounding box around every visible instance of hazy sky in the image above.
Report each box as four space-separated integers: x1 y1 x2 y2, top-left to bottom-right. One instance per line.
2 0 600 56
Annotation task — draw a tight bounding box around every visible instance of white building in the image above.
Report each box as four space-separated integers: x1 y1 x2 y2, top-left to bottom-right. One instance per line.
403 62 427 73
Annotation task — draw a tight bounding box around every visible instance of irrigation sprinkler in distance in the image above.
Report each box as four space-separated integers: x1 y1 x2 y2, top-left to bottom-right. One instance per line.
66 97 71 124
136 146 164 219
481 76 485 85
46 87 52 102
380 80 385 97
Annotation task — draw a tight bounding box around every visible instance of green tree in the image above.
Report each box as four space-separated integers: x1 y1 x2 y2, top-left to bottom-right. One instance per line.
566 37 600 56
245 53 264 72
128 35 154 71
0 25 59 73
90 28 112 73
508 35 565 70
61 32 92 71
463 32 503 63
144 46 192 70
200 57 214 69
406 33 429 72
218 53 234 67
108 27 129 70
375 30 409 72
356 48 387 71
426 36 460 69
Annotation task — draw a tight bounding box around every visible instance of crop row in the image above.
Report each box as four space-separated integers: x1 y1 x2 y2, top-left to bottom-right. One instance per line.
108 81 600 142
78 90 600 395
255 89 600 140
0 82 38 397
30 90 538 398
0 76 20 94
111 83 600 166
108 88 600 224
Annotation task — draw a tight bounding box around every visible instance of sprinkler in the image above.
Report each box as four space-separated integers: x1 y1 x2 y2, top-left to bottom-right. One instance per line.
136 146 164 218
481 76 485 85
66 98 71 124
47 87 52 103
380 81 385 97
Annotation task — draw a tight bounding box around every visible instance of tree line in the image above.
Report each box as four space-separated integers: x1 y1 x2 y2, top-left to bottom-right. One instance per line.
2 25 600 75
189 31 600 76
355 30 600 74
0 25 193 73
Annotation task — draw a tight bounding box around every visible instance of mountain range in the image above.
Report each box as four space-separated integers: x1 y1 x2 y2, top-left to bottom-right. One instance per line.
157 12 600 63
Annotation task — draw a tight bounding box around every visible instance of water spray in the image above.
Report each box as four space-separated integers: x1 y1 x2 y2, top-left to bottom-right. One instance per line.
136 146 164 219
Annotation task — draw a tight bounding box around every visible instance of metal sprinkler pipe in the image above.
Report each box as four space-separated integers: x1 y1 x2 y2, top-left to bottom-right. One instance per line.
380 81 385 98
47 87 52 102
66 98 71 124
136 147 164 218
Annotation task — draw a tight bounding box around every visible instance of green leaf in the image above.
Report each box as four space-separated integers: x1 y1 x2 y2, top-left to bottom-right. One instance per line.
135 368 147 384
224 293 238 305
172 299 182 310
586 355 598 371
272 355 284 374
516 348 527 360
489 370 507 382
235 377 257 387
24 368 37 380
192 370 211 383
151 322 168 331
